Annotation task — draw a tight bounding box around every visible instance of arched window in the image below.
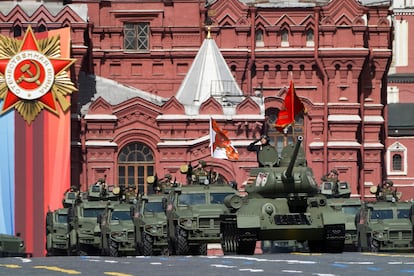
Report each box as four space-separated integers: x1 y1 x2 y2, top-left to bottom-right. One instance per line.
306 29 314 47
118 142 155 195
255 29 264 47
392 154 402 171
281 29 289 47
387 142 407 175
13 25 22 37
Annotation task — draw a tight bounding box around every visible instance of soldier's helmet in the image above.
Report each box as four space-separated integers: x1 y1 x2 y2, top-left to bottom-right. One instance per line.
330 169 338 176
165 174 172 180
386 180 394 186
199 160 207 168
260 134 269 140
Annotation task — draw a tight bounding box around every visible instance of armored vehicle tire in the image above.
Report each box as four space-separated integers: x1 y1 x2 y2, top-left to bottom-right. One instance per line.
142 232 153 256
109 240 119 257
367 235 379 253
176 227 189 255
76 243 88 256
190 243 207 255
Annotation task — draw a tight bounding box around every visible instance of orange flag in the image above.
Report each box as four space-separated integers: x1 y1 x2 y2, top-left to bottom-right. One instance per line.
275 80 304 132
210 118 239 160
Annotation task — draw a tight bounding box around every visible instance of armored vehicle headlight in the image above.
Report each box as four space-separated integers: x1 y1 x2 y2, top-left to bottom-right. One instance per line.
111 231 126 239
19 241 24 248
145 225 160 234
180 218 194 228
372 231 384 240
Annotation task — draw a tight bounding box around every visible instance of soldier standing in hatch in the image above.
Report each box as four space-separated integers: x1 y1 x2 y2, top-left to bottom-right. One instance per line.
192 160 208 184
321 169 340 195
247 135 275 167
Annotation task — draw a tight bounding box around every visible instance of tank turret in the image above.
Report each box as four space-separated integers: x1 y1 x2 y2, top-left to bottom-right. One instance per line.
245 136 319 198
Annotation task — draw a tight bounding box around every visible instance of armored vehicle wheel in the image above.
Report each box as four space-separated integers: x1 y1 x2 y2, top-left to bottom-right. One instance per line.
190 243 207 255
76 243 88 256
368 235 379 253
109 240 119 257
142 232 153 256
176 227 189 255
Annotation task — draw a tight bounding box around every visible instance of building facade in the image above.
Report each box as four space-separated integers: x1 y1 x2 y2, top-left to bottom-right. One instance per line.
386 0 414 199
0 0 402 256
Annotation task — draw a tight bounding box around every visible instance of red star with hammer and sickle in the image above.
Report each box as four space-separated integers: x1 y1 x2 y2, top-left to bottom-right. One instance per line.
0 26 73 113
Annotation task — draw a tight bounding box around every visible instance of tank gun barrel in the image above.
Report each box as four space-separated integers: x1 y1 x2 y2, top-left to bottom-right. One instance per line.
283 136 303 181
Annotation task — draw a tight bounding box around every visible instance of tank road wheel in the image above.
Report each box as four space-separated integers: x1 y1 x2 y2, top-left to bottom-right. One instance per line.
176 227 189 255
109 240 119 257
221 220 238 255
142 232 154 256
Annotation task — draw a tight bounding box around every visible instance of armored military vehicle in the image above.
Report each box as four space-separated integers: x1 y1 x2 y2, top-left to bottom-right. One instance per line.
0 233 28 257
165 182 239 255
99 201 135 256
220 136 346 255
321 180 362 250
46 208 69 256
66 180 125 256
355 198 414 252
132 194 168 256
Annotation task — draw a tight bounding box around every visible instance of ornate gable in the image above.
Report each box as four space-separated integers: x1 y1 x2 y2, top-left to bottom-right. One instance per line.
235 97 261 115
161 96 185 115
199 97 223 115
209 0 249 27
321 0 366 26
89 97 113 115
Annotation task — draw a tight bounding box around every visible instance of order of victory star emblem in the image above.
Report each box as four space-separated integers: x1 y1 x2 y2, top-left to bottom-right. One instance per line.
0 26 77 124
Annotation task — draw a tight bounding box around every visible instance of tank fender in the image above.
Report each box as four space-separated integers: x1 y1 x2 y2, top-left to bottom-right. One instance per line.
321 211 346 226
237 215 261 228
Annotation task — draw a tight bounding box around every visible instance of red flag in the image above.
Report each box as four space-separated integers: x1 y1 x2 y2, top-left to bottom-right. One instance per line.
210 118 239 160
275 80 304 132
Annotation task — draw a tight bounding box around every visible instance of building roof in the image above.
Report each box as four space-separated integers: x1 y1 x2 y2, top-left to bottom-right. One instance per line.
175 34 244 115
79 72 167 115
0 1 88 21
206 0 391 8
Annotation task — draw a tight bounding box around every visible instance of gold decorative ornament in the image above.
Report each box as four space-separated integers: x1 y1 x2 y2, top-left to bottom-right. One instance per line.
0 26 77 124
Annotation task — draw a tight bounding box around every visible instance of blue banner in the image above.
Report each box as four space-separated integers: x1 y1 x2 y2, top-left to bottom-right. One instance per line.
0 106 14 235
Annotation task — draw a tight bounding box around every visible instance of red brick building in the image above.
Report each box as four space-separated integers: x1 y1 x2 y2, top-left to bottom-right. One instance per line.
386 0 414 200
0 0 396 198
0 0 404 256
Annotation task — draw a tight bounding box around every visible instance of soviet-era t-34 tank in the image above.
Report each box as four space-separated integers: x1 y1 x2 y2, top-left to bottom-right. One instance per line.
220 136 346 254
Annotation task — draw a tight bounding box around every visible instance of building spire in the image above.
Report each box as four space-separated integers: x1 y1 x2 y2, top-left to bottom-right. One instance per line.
207 26 211 39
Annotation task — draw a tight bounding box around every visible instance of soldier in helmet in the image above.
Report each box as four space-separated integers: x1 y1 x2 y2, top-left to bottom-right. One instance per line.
192 160 209 185
247 134 276 167
375 179 397 201
321 169 340 195
160 173 175 190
